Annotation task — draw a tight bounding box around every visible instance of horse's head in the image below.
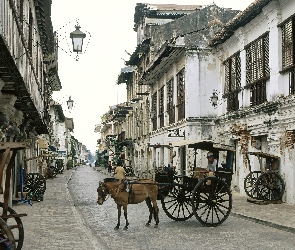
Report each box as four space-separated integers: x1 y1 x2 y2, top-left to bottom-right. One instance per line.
97 181 108 205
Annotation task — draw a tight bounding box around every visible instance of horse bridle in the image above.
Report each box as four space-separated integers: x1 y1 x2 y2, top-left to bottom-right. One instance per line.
97 183 108 202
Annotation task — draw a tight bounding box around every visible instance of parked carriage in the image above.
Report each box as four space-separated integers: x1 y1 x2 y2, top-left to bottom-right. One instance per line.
244 152 285 202
98 140 235 228
0 142 29 250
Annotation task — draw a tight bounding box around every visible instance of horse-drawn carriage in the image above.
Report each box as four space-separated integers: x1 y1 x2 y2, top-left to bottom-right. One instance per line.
244 151 285 202
97 140 235 229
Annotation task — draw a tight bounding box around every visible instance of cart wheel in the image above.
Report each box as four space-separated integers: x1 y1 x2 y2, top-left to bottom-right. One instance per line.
192 176 232 227
255 172 285 201
161 177 194 221
0 202 24 250
0 217 16 250
244 171 261 198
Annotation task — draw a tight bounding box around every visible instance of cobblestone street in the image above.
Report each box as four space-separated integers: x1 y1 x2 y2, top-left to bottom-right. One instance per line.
11 165 295 250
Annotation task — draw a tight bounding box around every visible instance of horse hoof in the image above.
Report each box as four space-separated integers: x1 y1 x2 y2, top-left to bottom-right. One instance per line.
123 227 128 230
154 224 158 228
145 223 150 227
114 226 119 230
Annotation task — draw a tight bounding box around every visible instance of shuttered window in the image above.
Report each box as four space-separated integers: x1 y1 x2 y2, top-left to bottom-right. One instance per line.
281 16 295 94
151 92 157 131
166 78 175 124
177 68 185 121
245 32 269 106
224 52 241 111
159 86 164 128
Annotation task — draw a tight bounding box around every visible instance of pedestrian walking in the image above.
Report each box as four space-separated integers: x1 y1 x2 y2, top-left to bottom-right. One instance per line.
107 161 112 173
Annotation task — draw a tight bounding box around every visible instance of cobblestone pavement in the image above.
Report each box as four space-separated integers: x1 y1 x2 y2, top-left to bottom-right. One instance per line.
10 166 295 249
11 168 99 250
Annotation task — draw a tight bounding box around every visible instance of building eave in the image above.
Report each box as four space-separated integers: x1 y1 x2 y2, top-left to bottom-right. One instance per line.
210 0 272 47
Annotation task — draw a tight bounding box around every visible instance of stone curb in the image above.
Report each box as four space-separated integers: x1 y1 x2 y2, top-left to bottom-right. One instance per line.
231 212 295 234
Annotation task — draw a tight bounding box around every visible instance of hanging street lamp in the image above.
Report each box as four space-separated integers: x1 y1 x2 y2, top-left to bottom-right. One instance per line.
70 25 86 53
210 89 218 108
66 96 74 110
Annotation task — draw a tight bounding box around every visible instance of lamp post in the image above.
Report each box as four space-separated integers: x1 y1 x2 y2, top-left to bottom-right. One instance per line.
70 25 86 53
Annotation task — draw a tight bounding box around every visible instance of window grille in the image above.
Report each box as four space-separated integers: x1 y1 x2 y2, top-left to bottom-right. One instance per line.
159 86 164 128
151 92 157 131
224 52 241 111
245 32 269 106
167 78 175 124
177 68 185 121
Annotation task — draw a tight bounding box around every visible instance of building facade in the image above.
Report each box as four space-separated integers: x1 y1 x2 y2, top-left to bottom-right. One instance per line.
0 0 60 202
98 0 295 204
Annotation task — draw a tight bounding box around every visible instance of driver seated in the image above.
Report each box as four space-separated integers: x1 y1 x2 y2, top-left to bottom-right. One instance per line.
206 152 217 173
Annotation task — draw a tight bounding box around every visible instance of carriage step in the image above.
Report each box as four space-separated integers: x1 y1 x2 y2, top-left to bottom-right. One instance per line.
247 198 282 205
0 213 27 218
9 224 21 229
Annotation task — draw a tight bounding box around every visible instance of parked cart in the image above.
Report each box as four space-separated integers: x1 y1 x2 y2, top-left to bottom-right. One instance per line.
0 142 29 250
244 152 285 202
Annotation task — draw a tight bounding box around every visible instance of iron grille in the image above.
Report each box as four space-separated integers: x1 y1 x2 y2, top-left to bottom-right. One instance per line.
177 68 185 121
166 78 175 124
250 80 267 106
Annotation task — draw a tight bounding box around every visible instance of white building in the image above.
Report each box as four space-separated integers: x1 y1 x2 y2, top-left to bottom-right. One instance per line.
209 0 295 204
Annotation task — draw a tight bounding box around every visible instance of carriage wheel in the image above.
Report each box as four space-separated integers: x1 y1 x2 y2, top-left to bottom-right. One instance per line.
244 171 261 198
191 176 232 227
161 178 194 221
0 217 16 250
0 202 24 250
255 172 285 201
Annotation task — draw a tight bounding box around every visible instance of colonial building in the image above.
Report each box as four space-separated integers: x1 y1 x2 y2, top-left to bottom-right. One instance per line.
99 0 295 204
0 0 60 201
209 0 295 203
116 4 239 178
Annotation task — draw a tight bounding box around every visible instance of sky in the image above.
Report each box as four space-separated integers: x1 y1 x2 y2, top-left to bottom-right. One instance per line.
51 0 254 153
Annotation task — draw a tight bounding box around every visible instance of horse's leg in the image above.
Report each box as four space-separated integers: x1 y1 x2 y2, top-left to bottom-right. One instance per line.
115 204 121 230
145 197 153 227
151 199 159 228
123 204 129 230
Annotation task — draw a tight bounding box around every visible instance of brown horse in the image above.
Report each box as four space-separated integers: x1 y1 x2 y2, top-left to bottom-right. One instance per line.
97 179 159 230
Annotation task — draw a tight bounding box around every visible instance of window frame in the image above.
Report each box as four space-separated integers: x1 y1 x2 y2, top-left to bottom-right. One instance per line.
223 51 241 111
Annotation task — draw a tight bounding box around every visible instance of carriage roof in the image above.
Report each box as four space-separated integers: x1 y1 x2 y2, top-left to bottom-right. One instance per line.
244 151 280 159
170 140 235 152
